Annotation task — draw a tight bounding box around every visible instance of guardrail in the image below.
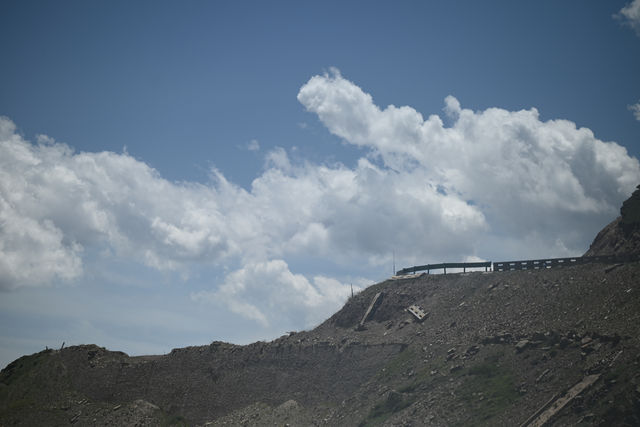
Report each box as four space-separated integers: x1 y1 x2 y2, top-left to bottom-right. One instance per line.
395 254 639 276
493 254 638 271
396 261 491 275
493 257 581 272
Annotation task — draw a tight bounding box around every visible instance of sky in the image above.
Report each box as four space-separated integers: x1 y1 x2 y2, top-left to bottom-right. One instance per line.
1 0 640 369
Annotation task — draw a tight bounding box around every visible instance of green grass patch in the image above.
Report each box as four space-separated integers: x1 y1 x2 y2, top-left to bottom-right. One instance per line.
455 359 519 426
358 391 415 427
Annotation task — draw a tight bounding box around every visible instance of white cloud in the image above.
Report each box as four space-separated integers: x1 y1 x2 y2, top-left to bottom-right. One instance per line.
1 70 639 328
0 120 83 289
0 119 237 288
191 259 357 329
298 70 640 254
0 199 83 289
630 101 640 121
247 139 260 151
617 0 640 35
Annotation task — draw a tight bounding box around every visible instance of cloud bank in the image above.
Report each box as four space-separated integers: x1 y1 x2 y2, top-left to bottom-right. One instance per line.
1 70 638 327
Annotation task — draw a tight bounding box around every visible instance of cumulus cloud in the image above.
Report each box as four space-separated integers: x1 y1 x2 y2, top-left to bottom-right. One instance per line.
0 118 235 288
1 70 639 327
0 120 84 289
630 101 640 121
191 259 357 328
617 0 640 35
298 70 640 253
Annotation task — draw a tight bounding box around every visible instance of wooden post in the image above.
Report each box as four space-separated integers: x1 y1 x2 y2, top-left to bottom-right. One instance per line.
358 292 383 330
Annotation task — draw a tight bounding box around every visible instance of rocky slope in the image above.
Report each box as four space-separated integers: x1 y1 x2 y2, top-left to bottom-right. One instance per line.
2 189 640 426
585 184 640 257
2 261 639 426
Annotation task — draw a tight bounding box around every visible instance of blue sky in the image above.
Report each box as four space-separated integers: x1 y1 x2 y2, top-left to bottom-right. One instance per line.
1 0 640 368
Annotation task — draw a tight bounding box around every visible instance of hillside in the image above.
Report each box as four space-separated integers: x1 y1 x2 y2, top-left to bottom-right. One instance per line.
2 262 639 426
2 189 640 426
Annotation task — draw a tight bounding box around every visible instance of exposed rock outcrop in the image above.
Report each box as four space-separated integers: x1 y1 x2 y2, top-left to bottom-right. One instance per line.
584 184 640 257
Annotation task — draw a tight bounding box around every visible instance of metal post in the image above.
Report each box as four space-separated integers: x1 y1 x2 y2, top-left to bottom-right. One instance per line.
393 251 395 276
